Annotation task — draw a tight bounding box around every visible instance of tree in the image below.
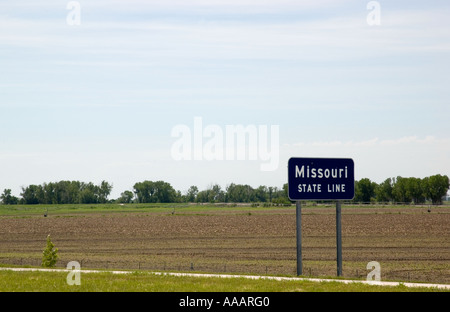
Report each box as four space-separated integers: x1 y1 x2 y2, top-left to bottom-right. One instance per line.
1 189 19 205
42 235 59 268
117 190 134 204
153 181 177 203
354 178 377 203
226 183 255 203
185 186 199 202
392 176 412 203
19 180 112 205
196 190 208 203
133 181 177 203
98 180 113 203
63 181 82 204
254 186 268 202
282 183 290 202
21 184 43 205
79 182 99 204
406 177 426 204
210 184 225 202
133 181 152 203
271 184 291 204
375 178 393 203
267 187 274 202
425 174 449 205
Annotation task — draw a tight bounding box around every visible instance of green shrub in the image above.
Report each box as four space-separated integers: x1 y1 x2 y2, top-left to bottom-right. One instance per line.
42 235 59 268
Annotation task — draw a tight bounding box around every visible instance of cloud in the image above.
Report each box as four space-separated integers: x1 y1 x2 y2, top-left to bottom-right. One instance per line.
1 1 449 196
291 136 450 148
283 136 450 182
2 1 449 57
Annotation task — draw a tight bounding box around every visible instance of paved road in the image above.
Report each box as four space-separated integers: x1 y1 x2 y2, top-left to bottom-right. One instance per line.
1 267 449 290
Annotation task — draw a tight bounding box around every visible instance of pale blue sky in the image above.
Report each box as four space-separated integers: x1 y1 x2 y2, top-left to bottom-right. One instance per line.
1 0 449 198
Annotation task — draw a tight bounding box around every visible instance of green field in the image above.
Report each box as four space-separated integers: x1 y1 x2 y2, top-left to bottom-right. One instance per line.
0 201 448 215
0 268 446 292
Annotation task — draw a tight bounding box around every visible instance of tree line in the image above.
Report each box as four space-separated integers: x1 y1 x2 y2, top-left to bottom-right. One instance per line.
123 181 291 205
1 174 449 205
0 180 291 205
354 174 449 205
0 181 113 205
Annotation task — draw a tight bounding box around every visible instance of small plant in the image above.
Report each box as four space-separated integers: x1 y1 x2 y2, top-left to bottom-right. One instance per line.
42 234 59 268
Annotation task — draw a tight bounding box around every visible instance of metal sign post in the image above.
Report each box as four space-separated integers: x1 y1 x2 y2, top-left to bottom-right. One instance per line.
288 157 354 277
296 201 302 276
336 201 342 276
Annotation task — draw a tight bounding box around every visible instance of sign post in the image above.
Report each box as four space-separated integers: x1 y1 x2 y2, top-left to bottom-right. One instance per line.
288 157 354 277
336 201 342 276
296 201 302 276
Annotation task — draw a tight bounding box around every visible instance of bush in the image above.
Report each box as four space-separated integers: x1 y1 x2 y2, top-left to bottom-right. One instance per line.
42 235 59 268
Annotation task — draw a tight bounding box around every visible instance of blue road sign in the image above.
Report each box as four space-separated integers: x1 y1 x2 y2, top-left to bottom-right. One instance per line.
288 157 355 201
